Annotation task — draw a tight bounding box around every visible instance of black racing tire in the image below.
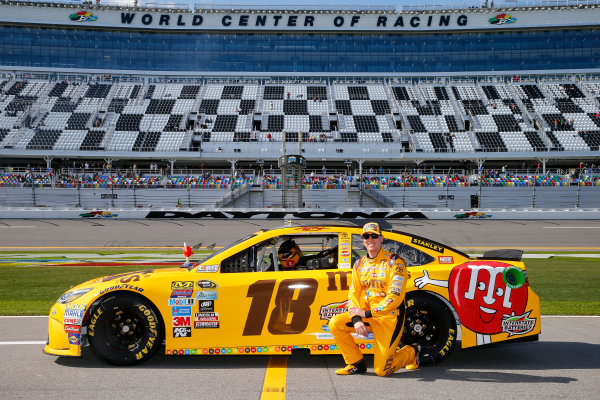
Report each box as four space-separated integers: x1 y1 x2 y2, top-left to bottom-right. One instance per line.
402 293 458 366
87 294 163 366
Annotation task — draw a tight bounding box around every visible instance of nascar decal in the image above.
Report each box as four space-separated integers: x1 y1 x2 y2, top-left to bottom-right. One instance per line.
319 300 348 320
196 280 218 290
439 256 454 264
414 260 532 345
63 304 86 325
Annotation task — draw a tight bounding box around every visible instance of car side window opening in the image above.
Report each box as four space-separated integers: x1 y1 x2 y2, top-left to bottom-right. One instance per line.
221 234 340 273
351 234 434 267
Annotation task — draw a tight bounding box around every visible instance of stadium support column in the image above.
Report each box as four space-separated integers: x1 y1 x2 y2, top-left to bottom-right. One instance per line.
279 131 305 208
229 159 237 192
43 156 53 170
358 159 364 208
168 159 176 176
538 158 548 175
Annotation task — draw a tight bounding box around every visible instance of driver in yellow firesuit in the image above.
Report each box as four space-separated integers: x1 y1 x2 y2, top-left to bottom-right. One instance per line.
329 222 419 376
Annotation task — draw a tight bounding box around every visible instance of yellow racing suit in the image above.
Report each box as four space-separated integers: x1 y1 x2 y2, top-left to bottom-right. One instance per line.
330 248 416 376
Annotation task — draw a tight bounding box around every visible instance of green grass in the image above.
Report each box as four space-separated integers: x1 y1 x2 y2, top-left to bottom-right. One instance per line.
524 257 600 315
0 255 598 315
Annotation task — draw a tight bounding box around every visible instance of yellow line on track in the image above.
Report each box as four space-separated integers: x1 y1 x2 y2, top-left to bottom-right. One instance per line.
260 356 287 400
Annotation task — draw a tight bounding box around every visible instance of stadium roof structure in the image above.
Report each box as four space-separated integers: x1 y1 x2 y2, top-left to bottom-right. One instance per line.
0 0 599 166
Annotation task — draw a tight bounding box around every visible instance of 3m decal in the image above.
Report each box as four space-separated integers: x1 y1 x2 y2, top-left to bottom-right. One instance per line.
172 316 191 327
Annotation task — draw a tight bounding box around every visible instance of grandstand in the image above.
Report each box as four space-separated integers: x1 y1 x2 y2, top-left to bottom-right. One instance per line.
0 0 599 210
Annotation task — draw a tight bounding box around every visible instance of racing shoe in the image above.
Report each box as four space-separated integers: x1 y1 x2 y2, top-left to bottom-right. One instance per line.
405 344 421 370
335 359 367 375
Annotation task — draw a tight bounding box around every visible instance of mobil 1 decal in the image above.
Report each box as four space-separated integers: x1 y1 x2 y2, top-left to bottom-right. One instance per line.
414 260 535 344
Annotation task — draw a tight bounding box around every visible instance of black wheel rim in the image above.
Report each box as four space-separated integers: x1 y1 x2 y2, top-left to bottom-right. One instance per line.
103 307 146 352
403 306 441 351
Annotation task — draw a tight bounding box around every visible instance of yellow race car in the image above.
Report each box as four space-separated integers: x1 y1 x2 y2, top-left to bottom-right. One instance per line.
45 223 540 365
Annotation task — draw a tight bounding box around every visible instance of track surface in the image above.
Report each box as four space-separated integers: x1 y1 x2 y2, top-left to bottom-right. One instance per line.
1 316 599 399
1 219 599 399
1 219 600 250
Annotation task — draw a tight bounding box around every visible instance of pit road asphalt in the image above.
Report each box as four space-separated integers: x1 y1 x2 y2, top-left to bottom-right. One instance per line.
0 316 599 400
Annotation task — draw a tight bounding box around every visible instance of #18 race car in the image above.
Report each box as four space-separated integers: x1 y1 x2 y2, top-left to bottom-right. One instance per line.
44 223 541 365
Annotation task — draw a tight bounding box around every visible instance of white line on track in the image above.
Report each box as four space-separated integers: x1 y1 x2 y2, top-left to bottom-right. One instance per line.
0 226 36 228
542 226 600 228
0 341 46 345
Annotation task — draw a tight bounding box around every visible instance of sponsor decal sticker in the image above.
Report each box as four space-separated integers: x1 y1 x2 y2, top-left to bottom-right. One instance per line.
411 237 445 253
173 327 192 338
99 284 144 295
63 304 86 325
194 312 219 322
195 321 219 328
171 306 192 316
196 265 219 273
319 300 348 320
196 280 218 290
198 300 214 312
68 333 81 345
316 333 334 340
195 291 218 300
168 298 194 306
172 281 194 290
170 289 193 298
439 256 454 264
172 316 192 327
64 324 81 333
501 311 536 336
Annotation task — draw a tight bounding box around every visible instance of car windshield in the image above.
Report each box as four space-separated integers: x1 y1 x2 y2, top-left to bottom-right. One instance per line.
187 233 257 270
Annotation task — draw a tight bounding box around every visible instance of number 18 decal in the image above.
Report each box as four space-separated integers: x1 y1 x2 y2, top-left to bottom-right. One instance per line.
243 278 318 336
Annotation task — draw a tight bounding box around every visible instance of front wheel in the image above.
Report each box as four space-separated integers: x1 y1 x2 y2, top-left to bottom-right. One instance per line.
402 294 457 366
87 294 163 365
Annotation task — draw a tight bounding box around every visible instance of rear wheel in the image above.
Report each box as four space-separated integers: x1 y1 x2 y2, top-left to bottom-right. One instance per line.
87 294 162 365
402 294 457 366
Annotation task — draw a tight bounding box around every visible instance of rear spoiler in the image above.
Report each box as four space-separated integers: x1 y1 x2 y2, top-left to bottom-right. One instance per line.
479 249 523 261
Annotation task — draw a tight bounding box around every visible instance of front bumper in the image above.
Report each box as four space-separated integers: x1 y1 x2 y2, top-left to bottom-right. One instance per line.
43 303 82 357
